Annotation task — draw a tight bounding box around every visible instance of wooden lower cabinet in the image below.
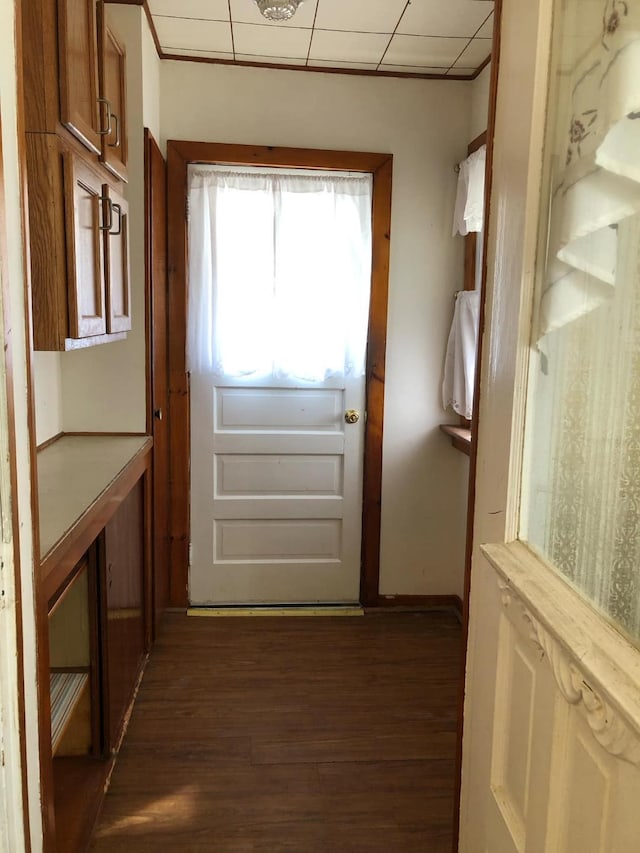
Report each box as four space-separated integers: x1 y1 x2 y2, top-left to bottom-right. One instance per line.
102 478 146 749
45 470 149 850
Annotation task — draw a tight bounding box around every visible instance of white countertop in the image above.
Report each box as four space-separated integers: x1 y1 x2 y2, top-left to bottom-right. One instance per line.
38 434 150 559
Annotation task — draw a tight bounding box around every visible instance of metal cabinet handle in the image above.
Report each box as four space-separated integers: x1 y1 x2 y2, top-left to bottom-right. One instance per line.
97 97 112 136
99 195 113 231
108 112 120 149
110 202 122 236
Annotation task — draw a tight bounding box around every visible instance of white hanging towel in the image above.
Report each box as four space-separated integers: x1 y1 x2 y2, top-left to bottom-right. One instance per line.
452 146 487 236
442 290 481 419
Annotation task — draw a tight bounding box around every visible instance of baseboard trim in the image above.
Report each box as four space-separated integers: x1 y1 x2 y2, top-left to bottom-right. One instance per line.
187 605 365 618
372 594 463 615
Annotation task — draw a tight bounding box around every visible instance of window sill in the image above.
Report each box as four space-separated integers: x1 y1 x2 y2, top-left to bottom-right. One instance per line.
439 424 471 456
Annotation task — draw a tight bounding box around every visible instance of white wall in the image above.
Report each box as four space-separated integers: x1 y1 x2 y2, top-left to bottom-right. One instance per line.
161 61 472 596
32 353 62 445
142 18 161 145
470 63 492 141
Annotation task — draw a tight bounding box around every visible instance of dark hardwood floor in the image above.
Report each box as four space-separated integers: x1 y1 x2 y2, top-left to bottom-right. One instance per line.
91 611 461 852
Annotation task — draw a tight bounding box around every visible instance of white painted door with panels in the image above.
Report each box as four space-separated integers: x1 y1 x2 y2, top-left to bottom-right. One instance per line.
460 0 640 851
187 165 373 605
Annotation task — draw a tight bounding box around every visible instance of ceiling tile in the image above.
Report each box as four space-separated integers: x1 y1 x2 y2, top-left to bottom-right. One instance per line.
154 16 233 52
451 37 492 68
149 0 229 19
162 48 234 60
398 1 494 38
230 0 318 28
379 64 450 74
233 22 311 58
309 30 389 64
308 59 380 70
383 34 468 67
476 12 494 38
235 54 308 65
314 0 407 34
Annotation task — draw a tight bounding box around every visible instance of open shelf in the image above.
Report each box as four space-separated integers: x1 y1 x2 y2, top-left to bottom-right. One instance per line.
50 671 89 754
439 423 472 456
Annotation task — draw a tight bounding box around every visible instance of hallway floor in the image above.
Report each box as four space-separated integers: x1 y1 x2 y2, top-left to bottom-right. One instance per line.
91 610 461 852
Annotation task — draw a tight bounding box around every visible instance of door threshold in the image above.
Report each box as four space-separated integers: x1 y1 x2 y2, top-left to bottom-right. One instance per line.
187 605 364 618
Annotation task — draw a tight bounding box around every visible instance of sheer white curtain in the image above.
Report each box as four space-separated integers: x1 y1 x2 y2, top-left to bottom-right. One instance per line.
187 166 373 382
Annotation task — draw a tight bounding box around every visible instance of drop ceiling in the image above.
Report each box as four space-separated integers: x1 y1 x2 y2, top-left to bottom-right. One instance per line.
147 0 494 79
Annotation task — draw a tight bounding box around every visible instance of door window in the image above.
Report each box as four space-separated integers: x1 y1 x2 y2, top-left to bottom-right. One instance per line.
187 165 373 383
521 0 640 643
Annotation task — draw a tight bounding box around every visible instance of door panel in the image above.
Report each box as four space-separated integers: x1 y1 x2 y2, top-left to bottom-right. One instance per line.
64 153 106 339
216 387 344 431
98 5 128 182
190 374 365 605
104 184 131 334
215 454 343 496
58 0 101 154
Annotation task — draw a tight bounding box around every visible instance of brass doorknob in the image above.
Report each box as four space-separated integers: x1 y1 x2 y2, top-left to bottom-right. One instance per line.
345 409 360 424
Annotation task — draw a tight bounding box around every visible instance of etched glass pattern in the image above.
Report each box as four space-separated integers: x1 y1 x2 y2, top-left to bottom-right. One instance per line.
522 0 640 643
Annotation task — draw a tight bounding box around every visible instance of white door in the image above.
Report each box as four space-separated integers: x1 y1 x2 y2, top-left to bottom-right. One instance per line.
188 166 372 605
460 0 640 850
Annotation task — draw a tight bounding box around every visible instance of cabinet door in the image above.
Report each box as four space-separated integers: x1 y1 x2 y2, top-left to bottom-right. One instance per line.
104 185 131 334
64 154 108 339
58 0 102 154
98 4 128 182
103 478 146 750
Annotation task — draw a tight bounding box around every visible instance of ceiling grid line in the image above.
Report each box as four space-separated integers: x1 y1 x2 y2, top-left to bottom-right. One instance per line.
149 0 494 80
376 1 413 71
228 0 237 59
305 0 320 65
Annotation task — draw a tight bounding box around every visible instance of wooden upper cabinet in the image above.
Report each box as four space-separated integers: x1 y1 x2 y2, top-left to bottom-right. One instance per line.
58 0 102 154
98 4 128 182
64 153 107 339
104 185 131 334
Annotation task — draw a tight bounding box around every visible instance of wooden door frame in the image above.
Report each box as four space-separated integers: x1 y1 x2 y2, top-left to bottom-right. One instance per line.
144 128 169 636
453 2 503 850
0 107 32 852
166 140 393 608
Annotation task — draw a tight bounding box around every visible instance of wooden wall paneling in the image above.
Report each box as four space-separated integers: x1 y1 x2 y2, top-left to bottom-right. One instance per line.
453 5 502 851
360 155 392 607
24 134 68 351
22 0 61 134
166 141 392 608
144 129 170 631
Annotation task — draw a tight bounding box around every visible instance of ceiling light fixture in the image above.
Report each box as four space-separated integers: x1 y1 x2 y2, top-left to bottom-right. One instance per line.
254 0 304 22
